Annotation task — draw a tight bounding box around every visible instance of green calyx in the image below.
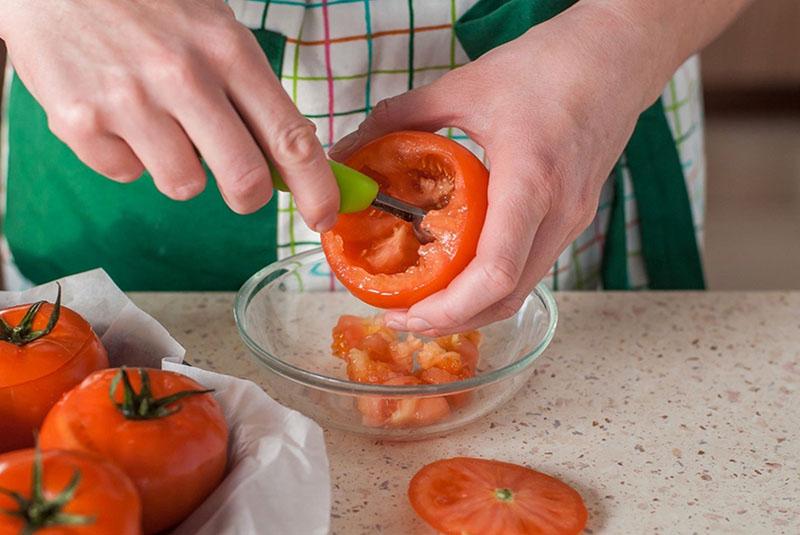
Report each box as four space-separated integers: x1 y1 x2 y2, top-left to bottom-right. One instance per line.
0 284 61 346
109 367 214 420
494 488 514 503
0 444 94 535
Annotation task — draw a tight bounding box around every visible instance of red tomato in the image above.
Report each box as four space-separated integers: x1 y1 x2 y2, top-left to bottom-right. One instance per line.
357 376 451 428
0 447 141 534
322 131 489 309
408 457 588 535
0 286 108 453
39 368 228 535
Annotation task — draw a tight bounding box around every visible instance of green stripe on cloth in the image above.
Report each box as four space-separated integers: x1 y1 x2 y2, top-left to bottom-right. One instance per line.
363 0 374 112
625 100 705 289
259 0 271 30
447 0 457 140
601 164 630 289
406 0 415 90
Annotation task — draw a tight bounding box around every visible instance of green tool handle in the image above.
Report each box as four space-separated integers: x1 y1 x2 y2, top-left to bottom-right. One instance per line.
270 160 379 214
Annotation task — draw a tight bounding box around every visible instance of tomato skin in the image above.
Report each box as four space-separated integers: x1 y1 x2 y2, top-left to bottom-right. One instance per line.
408 457 588 535
322 131 489 309
0 448 142 535
39 369 228 535
0 303 108 453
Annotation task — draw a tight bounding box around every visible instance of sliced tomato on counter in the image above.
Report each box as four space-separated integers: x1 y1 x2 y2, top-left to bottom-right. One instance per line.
322 131 489 309
408 457 588 535
0 447 141 534
0 285 109 453
39 368 228 535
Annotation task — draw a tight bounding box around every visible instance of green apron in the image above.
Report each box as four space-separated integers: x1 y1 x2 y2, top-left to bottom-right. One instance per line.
4 2 704 291
455 0 705 290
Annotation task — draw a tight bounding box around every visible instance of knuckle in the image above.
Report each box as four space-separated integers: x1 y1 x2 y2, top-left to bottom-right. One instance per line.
104 78 147 109
271 121 320 167
438 306 468 330
481 255 521 297
369 97 397 125
574 205 597 230
225 164 271 197
211 22 254 63
300 193 339 227
148 47 202 89
527 147 567 208
562 191 599 230
48 101 103 139
494 297 524 321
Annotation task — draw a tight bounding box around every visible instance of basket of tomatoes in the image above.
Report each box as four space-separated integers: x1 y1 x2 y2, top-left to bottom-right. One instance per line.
0 269 330 535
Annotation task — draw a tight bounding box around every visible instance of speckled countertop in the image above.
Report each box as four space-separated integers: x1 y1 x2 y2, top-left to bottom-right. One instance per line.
131 292 800 534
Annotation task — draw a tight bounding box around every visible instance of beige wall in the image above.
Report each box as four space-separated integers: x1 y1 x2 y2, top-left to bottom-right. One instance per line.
702 0 800 90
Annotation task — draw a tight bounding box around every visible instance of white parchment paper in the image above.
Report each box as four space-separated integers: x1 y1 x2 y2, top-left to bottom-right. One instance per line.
1 269 331 535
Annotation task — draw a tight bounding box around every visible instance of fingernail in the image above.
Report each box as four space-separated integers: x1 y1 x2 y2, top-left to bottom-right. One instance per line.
406 317 433 331
329 133 360 159
172 182 202 201
314 212 338 233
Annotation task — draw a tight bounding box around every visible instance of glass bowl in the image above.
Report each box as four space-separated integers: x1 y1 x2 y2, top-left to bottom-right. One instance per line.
234 248 557 441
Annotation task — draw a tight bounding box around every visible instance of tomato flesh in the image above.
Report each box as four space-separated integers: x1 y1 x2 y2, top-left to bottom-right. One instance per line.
331 315 481 428
409 457 589 535
322 131 488 309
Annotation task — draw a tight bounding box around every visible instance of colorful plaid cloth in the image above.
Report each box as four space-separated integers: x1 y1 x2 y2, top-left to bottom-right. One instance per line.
0 1 705 292
228 0 706 291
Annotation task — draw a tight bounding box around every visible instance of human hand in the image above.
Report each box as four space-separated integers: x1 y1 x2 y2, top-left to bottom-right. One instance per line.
330 3 675 334
2 0 338 228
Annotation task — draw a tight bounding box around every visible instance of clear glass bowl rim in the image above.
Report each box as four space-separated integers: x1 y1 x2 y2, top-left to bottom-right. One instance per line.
234 248 558 397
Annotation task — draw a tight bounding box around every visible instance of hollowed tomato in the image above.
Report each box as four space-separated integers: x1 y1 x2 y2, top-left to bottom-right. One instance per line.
322 131 488 309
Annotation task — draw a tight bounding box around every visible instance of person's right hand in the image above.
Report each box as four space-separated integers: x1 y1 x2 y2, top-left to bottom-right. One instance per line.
1 0 339 229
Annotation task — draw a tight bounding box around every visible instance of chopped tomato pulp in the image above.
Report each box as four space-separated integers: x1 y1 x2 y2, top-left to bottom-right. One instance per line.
331 315 482 428
322 131 489 309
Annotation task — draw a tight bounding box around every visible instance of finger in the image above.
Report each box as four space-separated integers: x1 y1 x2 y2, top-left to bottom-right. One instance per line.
46 104 144 183
115 109 207 201
328 78 460 161
386 159 550 333
166 82 273 215
423 223 573 335
424 205 598 334
225 33 338 230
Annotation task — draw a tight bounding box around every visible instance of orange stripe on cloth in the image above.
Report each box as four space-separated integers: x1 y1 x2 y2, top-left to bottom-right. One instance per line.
285 23 451 45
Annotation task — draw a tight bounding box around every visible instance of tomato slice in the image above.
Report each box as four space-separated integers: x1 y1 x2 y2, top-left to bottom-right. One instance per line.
409 457 588 535
322 131 488 309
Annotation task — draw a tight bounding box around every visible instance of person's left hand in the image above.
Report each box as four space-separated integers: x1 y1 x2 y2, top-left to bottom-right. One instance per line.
329 3 677 335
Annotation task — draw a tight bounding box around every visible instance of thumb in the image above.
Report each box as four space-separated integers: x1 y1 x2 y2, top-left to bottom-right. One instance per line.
329 78 458 161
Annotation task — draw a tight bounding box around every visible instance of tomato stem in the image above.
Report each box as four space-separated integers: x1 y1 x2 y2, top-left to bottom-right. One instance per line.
0 284 61 346
0 443 94 533
494 488 514 503
109 367 214 420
